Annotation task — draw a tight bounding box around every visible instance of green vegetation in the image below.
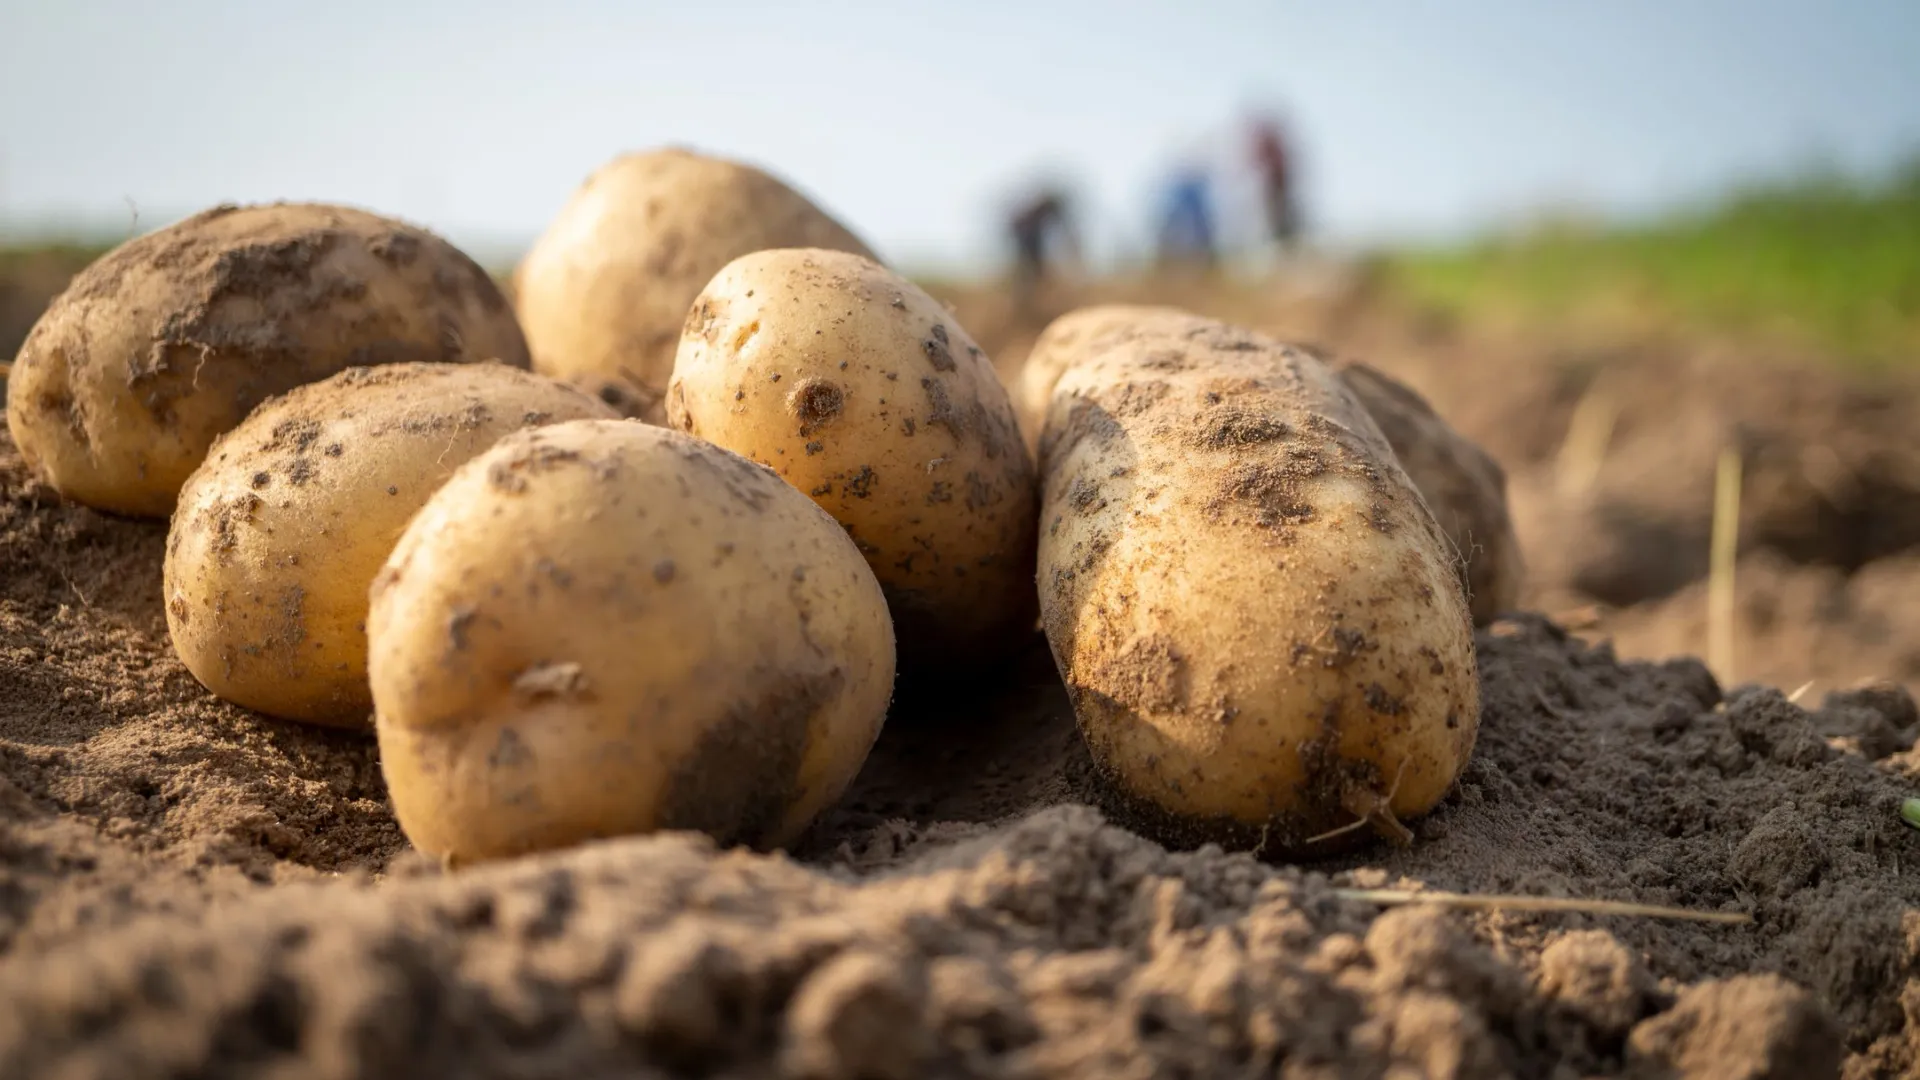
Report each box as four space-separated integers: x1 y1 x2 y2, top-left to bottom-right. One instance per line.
1384 160 1920 367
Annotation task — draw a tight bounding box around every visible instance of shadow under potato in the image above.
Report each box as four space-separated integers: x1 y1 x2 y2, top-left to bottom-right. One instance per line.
806 631 1423 866
800 634 1097 860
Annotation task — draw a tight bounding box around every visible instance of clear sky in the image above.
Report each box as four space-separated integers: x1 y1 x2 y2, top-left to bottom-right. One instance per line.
3 1 1917 271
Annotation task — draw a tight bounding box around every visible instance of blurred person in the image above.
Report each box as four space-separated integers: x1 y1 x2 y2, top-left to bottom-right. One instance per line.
1006 185 1078 314
1155 161 1218 269
1249 113 1302 253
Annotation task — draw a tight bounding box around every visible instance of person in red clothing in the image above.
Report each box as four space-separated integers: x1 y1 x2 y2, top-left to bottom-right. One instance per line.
1250 114 1302 253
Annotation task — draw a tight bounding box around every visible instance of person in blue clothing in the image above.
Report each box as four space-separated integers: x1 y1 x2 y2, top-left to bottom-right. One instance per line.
1155 161 1218 268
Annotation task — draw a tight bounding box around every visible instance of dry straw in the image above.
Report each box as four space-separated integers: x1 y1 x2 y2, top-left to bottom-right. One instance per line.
1333 888 1753 925
1707 445 1743 682
1554 374 1619 498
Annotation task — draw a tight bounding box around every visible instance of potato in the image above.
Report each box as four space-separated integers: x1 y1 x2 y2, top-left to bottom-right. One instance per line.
1018 306 1522 625
6 203 529 517
667 248 1037 676
514 148 876 423
1320 356 1525 625
368 419 896 864
163 363 615 726
1033 306 1478 853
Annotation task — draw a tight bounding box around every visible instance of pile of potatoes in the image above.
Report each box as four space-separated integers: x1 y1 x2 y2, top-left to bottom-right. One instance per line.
5 147 1523 866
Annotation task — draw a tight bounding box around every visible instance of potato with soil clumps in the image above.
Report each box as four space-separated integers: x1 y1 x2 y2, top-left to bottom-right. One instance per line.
667 248 1037 677
368 419 896 864
6 203 529 517
1033 306 1478 853
1018 306 1521 625
163 363 615 727
514 148 876 423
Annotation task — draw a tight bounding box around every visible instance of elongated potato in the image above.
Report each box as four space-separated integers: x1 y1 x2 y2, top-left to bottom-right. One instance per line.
164 363 616 726
667 248 1036 676
369 419 895 864
1322 357 1524 625
514 149 876 422
7 203 529 516
1034 306 1478 852
1019 306 1521 625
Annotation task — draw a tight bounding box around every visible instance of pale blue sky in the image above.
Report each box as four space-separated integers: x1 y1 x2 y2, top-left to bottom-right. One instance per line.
3 1 1917 271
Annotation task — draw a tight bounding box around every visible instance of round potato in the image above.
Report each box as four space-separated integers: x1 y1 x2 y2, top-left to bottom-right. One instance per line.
514 148 876 423
163 363 615 726
1034 306 1478 854
6 203 529 517
667 248 1037 676
1018 306 1522 626
368 419 896 864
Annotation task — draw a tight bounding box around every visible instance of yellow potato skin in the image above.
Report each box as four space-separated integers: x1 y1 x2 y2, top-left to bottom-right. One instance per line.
368 419 896 864
1034 307 1479 852
163 363 615 726
514 149 876 423
6 203 529 517
1020 306 1523 627
667 248 1038 676
1323 357 1525 626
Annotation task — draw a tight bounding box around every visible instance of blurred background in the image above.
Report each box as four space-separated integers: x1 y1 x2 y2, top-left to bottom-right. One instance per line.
4 0 1920 697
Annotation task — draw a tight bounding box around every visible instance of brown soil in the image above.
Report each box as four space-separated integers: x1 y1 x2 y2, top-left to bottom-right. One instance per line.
2 270 1919 1078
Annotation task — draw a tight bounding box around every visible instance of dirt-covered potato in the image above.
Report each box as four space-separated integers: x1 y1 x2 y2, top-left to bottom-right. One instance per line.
163 363 614 726
1323 357 1525 625
514 149 876 423
1034 306 1479 854
667 248 1037 676
6 203 529 517
1018 306 1522 625
368 419 896 864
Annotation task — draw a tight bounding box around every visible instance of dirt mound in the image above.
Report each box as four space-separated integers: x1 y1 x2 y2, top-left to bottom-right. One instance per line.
2 421 1918 1077
1495 353 1920 609
0 808 1853 1080
1580 549 1920 694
